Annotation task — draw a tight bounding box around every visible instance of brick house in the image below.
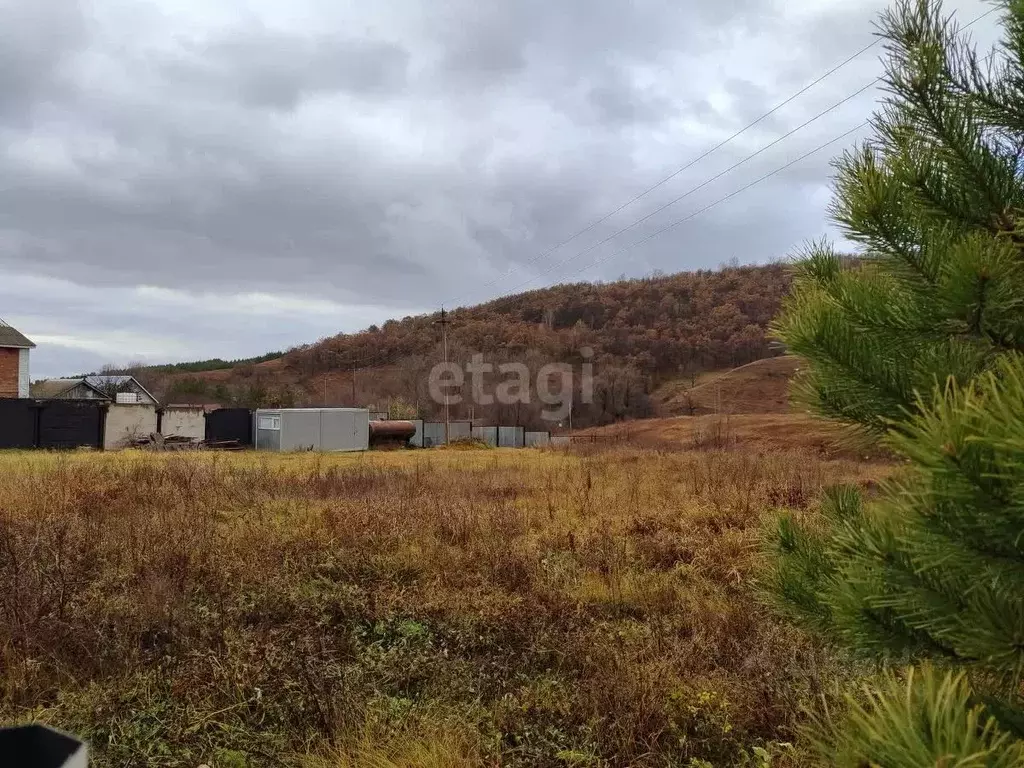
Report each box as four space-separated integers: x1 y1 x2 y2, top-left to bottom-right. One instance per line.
0 321 34 398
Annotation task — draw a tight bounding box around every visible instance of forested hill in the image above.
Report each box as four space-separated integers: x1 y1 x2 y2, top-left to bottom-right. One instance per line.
150 263 793 428
287 263 790 375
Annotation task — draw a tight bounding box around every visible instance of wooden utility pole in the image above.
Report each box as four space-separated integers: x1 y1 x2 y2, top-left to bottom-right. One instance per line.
434 307 451 445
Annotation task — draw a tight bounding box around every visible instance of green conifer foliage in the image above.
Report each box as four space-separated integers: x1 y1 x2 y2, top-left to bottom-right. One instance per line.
763 1 1024 762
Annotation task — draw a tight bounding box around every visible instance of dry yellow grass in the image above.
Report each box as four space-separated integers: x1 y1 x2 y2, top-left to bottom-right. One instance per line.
0 444 883 766
654 357 800 417
575 413 898 466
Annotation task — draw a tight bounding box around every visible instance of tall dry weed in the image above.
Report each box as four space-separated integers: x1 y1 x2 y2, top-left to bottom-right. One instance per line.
0 446 881 766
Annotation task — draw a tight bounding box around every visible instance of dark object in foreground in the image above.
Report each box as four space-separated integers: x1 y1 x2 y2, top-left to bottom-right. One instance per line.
0 724 87 767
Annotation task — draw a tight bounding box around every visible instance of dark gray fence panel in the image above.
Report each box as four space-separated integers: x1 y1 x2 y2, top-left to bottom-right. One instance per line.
38 401 104 449
0 399 37 448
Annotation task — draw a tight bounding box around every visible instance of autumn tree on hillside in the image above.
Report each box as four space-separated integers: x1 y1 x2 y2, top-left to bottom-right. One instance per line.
762 0 1024 763
280 265 789 382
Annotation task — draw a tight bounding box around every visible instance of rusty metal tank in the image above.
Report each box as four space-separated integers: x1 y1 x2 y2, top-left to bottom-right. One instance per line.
368 420 417 446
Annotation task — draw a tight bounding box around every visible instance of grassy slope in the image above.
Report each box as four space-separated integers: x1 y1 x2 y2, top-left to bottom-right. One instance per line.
0 442 887 767
620 355 897 461
653 356 800 417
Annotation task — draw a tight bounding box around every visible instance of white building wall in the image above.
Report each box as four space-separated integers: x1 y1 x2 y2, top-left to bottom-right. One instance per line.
17 348 29 398
104 404 158 449
160 407 206 440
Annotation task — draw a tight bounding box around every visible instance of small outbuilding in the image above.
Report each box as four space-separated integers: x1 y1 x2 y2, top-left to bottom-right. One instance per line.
254 408 369 452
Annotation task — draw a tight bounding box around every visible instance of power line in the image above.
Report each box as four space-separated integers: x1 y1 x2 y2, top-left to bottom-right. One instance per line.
450 3 999 307
445 36 884 308
473 79 878 298
499 121 870 295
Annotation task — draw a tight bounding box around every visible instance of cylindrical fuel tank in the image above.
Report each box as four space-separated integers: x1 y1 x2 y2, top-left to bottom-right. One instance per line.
369 420 417 445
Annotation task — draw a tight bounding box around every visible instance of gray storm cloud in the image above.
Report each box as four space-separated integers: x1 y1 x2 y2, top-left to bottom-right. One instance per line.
0 0 1000 375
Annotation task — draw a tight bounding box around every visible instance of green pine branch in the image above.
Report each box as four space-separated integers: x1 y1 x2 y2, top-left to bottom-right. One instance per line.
759 0 1024 762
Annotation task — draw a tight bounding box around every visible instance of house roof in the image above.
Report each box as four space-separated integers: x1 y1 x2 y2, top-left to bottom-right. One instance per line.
30 378 110 399
28 374 160 403
86 375 135 386
0 321 35 349
84 375 160 405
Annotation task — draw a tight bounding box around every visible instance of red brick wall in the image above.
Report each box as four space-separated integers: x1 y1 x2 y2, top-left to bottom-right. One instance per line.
0 348 19 398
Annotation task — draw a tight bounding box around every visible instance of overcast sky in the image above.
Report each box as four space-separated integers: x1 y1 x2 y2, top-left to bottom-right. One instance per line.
0 0 1001 376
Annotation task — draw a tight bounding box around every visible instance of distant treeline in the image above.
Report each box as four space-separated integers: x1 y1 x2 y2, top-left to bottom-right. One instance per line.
113 351 285 375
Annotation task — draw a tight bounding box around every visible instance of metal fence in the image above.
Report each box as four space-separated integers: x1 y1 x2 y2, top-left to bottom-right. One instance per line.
0 399 106 449
422 421 472 447
415 423 549 448
498 425 525 447
471 425 498 446
524 431 551 447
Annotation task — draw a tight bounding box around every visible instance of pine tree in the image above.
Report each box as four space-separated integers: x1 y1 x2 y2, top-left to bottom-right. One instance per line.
762 1 1024 763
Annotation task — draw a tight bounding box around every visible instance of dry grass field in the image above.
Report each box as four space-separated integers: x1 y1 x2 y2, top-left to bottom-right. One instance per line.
0 439 891 767
654 358 800 418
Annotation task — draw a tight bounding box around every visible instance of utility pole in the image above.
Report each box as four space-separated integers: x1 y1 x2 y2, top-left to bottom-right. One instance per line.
323 373 328 406
434 307 451 445
348 355 357 407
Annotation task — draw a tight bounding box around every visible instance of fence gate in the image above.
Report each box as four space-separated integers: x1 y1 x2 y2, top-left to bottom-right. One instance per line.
205 408 254 446
38 401 105 449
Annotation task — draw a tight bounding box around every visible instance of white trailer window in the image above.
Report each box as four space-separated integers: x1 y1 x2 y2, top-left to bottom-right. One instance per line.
257 414 281 430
